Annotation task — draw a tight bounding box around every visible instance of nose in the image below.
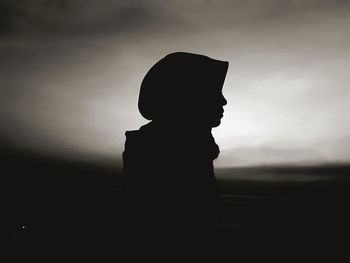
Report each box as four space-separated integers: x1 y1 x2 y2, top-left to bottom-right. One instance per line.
220 93 227 106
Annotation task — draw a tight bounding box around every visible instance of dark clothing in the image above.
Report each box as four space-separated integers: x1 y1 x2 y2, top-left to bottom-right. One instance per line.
122 121 222 258
121 52 228 260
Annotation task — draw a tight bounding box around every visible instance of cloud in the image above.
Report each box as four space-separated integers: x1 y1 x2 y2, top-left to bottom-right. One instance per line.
3 0 350 37
0 0 189 38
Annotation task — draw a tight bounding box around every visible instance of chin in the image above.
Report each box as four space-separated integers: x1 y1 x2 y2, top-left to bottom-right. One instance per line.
210 119 222 127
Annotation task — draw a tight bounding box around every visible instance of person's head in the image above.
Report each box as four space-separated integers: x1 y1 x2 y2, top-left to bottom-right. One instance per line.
138 52 228 128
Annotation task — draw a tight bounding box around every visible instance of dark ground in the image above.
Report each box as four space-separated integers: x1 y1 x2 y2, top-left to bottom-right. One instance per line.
3 150 350 261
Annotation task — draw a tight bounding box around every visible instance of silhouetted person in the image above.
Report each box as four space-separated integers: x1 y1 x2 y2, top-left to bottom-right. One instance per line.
122 52 228 260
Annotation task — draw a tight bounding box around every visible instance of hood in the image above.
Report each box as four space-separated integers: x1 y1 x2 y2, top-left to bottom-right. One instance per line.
138 52 229 121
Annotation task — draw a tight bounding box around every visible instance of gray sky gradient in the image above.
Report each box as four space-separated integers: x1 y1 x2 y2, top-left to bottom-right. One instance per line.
2 0 350 166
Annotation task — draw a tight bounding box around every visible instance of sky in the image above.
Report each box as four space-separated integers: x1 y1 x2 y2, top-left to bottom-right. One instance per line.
1 0 350 167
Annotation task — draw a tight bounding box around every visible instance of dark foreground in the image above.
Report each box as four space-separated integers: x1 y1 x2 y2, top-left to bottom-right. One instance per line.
4 151 350 261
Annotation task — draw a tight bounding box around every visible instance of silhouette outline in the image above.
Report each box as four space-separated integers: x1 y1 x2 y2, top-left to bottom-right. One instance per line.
122 52 228 259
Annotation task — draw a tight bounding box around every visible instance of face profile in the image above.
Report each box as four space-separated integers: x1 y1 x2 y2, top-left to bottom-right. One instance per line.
138 52 229 128
198 89 228 128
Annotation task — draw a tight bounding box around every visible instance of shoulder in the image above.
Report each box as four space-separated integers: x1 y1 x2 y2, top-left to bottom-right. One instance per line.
124 127 153 154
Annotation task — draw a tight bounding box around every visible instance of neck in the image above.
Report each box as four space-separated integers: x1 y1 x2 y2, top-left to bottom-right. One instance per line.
142 121 219 160
149 120 212 134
